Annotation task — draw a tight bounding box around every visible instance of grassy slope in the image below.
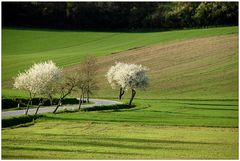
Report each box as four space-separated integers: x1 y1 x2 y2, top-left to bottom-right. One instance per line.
2 99 238 159
73 34 238 99
2 26 238 98
41 99 239 128
2 121 238 159
2 27 238 159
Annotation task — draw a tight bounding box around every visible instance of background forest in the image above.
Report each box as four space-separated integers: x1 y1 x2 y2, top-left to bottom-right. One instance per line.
2 2 238 30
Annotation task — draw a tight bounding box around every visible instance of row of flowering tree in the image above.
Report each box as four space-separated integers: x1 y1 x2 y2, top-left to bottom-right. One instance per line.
14 60 148 115
106 62 149 106
13 56 97 115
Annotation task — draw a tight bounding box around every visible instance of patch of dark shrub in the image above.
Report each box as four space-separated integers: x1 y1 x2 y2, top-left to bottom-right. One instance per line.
2 99 19 109
2 115 43 128
2 98 84 109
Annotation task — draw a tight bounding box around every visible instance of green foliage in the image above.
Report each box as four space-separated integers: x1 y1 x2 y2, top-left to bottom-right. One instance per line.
2 115 43 128
193 2 238 26
2 2 238 29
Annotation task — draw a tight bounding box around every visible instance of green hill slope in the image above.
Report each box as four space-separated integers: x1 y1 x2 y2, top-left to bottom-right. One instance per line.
67 34 238 99
2 27 238 160
2 26 238 98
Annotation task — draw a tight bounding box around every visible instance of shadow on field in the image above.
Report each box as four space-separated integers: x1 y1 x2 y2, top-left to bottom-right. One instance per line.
3 134 223 157
3 138 189 151
88 137 223 145
82 104 135 112
123 106 149 112
23 133 223 146
3 145 144 156
179 104 237 111
149 110 237 119
135 98 238 102
55 104 135 114
181 103 238 107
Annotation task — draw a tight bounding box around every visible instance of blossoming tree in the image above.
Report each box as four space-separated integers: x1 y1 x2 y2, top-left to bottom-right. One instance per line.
14 72 34 114
28 61 61 115
106 62 149 105
106 62 127 100
14 61 61 115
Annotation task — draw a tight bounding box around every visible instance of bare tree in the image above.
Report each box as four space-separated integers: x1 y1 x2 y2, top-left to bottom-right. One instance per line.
53 75 78 113
76 75 88 110
79 56 98 103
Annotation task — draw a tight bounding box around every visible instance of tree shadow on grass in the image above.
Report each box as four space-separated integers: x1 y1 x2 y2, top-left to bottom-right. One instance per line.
179 102 238 106
11 133 223 146
149 110 238 119
135 98 238 102
3 138 190 151
179 103 238 111
92 137 223 145
54 104 136 114
3 145 145 156
82 104 135 112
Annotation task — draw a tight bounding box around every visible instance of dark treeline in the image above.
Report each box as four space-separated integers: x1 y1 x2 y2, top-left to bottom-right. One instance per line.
2 2 238 30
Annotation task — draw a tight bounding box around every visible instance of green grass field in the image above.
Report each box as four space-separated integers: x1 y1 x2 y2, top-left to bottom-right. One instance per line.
2 26 238 98
2 26 239 159
2 99 238 159
93 33 238 100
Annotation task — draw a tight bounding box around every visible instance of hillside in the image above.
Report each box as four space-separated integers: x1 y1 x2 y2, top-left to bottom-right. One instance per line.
2 27 238 159
2 26 238 98
66 34 238 99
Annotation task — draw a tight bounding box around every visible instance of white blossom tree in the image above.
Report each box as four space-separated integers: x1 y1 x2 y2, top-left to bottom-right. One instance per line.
106 62 149 105
106 62 129 100
13 61 61 115
14 72 35 114
27 61 61 115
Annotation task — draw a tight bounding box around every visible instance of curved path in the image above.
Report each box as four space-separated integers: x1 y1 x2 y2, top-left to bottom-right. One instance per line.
2 99 122 118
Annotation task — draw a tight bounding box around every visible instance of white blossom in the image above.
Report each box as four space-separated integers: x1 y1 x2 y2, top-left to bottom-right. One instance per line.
13 60 61 97
106 62 149 90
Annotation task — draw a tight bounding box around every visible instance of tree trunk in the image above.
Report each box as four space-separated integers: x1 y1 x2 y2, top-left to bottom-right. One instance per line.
87 92 89 103
129 89 136 106
119 87 125 100
25 93 32 115
35 98 43 115
79 94 83 110
49 95 53 105
87 85 90 103
25 100 31 115
35 104 40 115
53 98 62 113
82 93 85 103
